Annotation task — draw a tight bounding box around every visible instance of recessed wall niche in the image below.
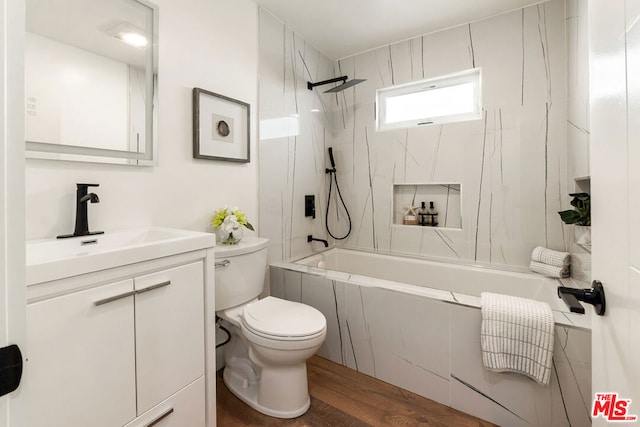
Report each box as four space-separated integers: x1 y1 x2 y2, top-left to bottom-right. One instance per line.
393 183 462 229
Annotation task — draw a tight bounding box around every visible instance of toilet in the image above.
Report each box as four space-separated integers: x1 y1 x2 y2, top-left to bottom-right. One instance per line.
214 237 327 418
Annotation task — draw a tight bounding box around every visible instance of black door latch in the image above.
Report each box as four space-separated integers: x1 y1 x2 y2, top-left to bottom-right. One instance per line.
0 344 22 397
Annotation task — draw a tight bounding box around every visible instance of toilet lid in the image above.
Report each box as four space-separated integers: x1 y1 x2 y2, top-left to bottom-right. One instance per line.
242 297 326 339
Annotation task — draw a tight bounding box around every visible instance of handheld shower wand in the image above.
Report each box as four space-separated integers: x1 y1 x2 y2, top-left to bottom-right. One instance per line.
327 147 336 172
325 147 351 240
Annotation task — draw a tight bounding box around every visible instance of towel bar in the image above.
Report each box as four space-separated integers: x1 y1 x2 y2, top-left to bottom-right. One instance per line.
557 280 605 316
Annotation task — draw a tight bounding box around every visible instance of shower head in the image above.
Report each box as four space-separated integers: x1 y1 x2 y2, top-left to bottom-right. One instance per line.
324 79 366 93
307 76 367 93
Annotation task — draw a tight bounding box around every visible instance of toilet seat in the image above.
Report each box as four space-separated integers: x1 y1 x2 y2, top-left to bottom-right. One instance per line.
242 296 326 341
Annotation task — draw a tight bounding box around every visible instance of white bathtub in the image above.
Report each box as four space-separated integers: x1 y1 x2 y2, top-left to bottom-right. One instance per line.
287 248 589 327
270 248 592 426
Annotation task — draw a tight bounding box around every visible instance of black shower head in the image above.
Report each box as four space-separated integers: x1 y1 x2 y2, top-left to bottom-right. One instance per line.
307 76 367 93
323 79 366 93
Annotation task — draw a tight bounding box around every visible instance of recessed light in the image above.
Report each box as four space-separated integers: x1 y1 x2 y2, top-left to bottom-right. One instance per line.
117 31 148 48
104 21 148 49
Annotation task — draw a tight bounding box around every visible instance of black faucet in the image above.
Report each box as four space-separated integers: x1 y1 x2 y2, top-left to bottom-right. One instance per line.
557 280 606 316
307 235 329 248
57 183 104 239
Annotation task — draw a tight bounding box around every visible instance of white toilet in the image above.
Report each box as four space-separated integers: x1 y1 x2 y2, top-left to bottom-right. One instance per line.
214 237 327 418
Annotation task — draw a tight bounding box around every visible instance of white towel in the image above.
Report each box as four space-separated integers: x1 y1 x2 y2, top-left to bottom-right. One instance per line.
529 260 570 278
531 246 570 268
480 292 554 385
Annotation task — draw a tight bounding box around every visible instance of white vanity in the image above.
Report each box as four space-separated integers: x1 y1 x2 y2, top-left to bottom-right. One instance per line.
25 227 217 427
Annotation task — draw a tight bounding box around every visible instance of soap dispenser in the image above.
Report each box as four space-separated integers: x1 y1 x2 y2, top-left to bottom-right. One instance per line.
426 201 439 227
418 202 428 226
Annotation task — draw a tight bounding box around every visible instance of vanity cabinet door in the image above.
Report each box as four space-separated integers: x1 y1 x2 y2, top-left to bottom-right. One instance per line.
134 262 205 414
123 376 206 427
26 279 137 427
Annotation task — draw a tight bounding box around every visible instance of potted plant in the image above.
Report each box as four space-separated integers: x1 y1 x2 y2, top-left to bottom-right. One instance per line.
558 193 590 245
211 206 254 245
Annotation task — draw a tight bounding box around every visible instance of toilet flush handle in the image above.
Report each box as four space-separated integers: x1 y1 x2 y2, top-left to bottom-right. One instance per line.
215 259 231 269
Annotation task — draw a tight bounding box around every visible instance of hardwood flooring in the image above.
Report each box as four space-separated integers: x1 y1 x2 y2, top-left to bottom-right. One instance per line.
217 356 496 426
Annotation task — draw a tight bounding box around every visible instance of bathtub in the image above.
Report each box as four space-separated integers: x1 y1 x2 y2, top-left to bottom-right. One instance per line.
290 248 587 326
270 248 592 427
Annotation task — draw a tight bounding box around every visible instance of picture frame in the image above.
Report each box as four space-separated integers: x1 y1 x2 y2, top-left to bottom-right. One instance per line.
192 87 250 162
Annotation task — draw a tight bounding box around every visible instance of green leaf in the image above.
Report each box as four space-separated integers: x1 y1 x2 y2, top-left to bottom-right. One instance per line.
244 222 255 231
558 210 582 224
560 193 590 225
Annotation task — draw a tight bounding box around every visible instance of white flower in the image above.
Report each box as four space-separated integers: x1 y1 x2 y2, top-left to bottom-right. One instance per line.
222 215 240 232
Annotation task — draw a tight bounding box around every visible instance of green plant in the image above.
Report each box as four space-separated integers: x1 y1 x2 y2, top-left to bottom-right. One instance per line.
558 193 590 226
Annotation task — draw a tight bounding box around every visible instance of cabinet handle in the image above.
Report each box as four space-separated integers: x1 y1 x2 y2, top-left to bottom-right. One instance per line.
93 290 137 306
145 407 174 427
215 259 230 268
93 281 171 306
136 280 172 295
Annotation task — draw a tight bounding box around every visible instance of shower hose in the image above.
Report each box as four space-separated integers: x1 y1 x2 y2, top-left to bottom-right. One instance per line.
325 147 352 240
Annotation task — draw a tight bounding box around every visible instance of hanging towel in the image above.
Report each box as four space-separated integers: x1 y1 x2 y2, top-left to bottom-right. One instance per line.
480 292 555 385
531 246 571 268
529 260 570 278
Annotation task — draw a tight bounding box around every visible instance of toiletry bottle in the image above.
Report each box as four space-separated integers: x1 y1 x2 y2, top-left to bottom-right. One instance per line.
418 201 428 226
426 201 439 226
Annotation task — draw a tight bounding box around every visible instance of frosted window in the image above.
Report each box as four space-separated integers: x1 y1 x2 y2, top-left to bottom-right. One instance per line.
376 68 481 131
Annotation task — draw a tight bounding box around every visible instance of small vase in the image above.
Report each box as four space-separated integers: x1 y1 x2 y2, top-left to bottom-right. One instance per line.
574 225 591 246
216 226 244 245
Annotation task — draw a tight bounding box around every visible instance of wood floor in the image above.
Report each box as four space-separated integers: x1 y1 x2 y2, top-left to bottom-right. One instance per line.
217 356 496 426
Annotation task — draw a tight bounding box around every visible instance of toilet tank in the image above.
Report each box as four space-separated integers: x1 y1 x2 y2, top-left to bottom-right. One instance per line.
214 237 269 311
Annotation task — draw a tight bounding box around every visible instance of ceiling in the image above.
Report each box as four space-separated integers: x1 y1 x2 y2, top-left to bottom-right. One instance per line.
255 0 544 60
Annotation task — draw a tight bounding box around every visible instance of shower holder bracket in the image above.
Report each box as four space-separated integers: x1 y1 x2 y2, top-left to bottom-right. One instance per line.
307 76 347 91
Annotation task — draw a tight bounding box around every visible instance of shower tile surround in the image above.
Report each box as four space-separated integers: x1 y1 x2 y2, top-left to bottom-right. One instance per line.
258 9 335 264
329 0 569 267
258 1 591 426
259 0 582 269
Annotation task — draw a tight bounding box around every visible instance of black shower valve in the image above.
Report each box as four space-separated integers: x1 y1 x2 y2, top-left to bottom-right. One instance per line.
305 195 316 219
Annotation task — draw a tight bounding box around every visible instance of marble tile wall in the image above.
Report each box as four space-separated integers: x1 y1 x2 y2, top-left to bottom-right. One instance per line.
257 0 592 272
258 10 336 265
271 266 592 426
566 0 590 183
565 0 591 284
327 0 568 268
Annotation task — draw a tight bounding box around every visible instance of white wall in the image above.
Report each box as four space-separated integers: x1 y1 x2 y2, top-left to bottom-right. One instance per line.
25 0 259 240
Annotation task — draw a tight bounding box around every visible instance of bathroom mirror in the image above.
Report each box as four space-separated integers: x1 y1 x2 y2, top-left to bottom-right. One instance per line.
25 0 158 165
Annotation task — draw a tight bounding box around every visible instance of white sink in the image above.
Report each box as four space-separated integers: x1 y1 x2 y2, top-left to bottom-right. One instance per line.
26 226 216 285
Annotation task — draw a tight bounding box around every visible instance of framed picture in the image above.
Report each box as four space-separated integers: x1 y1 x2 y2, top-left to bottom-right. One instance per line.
192 88 250 162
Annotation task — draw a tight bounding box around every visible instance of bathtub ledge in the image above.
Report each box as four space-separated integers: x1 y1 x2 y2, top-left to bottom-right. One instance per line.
271 260 592 330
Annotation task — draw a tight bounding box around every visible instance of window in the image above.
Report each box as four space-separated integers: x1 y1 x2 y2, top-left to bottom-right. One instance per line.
376 68 482 131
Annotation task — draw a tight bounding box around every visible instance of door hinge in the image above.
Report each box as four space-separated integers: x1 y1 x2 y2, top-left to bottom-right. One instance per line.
0 344 23 397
